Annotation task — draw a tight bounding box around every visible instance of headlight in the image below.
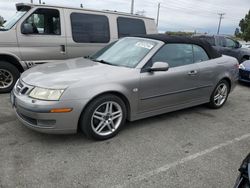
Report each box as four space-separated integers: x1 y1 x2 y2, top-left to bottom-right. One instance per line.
29 87 64 101
239 64 246 70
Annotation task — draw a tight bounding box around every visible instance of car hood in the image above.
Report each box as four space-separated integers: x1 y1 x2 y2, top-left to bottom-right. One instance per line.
21 58 133 89
240 47 250 54
242 60 250 70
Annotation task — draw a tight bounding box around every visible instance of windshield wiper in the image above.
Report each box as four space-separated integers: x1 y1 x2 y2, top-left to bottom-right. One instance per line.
0 27 6 31
92 59 116 66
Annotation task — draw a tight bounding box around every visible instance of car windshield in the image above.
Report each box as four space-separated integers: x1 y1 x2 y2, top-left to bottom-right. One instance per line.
91 38 157 68
1 8 30 31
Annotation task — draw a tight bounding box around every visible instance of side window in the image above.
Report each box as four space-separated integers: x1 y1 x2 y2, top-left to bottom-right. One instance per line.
24 8 60 35
225 38 236 48
193 45 209 62
71 13 110 43
117 17 146 38
217 37 226 47
151 44 193 68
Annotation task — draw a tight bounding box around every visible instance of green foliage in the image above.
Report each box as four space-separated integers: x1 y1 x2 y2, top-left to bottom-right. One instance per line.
234 28 241 37
165 31 195 37
239 10 250 41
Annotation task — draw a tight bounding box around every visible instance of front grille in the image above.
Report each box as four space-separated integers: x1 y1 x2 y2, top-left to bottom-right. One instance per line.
239 69 250 80
15 80 32 95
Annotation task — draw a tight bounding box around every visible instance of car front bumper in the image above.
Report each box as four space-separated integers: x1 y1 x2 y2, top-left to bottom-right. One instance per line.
11 90 89 134
239 69 250 83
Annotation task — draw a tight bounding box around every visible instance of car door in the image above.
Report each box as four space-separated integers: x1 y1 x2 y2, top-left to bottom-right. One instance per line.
16 7 67 66
215 36 239 60
138 43 202 113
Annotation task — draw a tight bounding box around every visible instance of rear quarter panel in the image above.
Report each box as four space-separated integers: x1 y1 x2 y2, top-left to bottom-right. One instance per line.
198 55 238 96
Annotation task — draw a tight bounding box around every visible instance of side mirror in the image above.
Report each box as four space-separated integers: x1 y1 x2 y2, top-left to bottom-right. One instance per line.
235 41 242 49
149 62 169 72
21 23 33 34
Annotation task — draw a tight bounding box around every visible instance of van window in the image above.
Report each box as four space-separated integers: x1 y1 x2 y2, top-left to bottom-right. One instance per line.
117 17 146 38
70 13 110 43
24 8 60 35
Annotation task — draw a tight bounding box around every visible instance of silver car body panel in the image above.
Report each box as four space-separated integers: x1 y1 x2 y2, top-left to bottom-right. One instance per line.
11 37 238 134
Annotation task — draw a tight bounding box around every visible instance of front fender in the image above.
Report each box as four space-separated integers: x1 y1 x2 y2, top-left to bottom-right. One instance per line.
62 82 139 121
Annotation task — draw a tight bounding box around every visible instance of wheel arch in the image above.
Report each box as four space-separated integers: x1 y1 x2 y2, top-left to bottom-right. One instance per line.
220 77 231 92
242 55 250 61
77 91 131 131
0 54 24 73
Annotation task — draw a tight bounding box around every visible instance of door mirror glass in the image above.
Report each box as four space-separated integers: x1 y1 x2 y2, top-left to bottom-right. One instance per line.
21 23 33 34
149 62 169 72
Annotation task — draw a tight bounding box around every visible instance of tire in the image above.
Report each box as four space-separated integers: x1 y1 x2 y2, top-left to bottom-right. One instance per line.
79 94 127 140
208 80 230 109
0 61 20 93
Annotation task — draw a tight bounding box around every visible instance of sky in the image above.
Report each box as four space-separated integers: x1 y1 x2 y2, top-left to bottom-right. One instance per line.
0 0 249 35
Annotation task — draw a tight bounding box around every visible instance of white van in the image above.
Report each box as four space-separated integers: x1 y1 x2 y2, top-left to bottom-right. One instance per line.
0 3 157 93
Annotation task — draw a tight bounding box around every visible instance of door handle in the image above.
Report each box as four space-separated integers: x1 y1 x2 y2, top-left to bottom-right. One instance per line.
60 45 66 54
188 70 198 76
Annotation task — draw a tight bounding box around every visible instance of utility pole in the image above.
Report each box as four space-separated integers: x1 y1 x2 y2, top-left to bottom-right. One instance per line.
217 13 225 34
156 3 161 27
131 0 134 14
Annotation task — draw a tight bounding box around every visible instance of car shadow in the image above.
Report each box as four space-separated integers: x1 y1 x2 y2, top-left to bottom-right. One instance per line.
20 104 209 144
238 81 250 87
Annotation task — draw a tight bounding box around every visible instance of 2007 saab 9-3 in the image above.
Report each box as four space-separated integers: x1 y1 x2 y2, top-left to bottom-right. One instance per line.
11 34 239 140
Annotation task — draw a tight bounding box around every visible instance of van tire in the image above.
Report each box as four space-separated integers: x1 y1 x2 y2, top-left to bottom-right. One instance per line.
0 61 20 93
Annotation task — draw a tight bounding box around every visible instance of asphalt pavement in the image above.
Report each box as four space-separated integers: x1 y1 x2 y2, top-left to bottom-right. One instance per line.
0 83 250 188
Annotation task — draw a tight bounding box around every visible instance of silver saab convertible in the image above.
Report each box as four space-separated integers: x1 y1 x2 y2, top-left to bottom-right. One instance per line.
11 34 239 140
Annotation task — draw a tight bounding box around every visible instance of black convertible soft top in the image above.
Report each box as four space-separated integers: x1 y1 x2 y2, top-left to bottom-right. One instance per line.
136 34 222 59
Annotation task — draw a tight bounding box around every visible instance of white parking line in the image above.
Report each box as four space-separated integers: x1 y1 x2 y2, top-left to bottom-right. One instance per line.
113 133 250 188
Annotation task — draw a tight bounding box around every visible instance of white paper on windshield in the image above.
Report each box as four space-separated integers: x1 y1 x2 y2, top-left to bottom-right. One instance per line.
135 42 154 49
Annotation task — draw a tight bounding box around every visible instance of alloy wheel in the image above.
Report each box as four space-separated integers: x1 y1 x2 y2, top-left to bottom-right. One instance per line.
214 83 228 106
91 101 123 136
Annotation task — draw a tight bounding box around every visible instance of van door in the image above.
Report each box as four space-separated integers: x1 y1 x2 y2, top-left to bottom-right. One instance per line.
65 10 112 58
16 8 66 67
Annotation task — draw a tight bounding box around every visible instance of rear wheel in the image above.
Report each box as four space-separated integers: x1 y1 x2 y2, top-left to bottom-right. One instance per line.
0 61 20 93
208 80 229 109
80 94 127 140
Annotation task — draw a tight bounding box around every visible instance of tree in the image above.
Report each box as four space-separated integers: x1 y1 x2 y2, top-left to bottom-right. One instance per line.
0 15 4 26
239 10 250 41
234 28 240 37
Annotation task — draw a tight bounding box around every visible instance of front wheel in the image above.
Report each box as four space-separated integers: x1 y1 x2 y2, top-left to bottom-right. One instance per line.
208 80 229 109
79 94 127 140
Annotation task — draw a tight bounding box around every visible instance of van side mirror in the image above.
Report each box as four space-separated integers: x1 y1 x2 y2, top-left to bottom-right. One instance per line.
149 62 169 72
21 23 33 34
